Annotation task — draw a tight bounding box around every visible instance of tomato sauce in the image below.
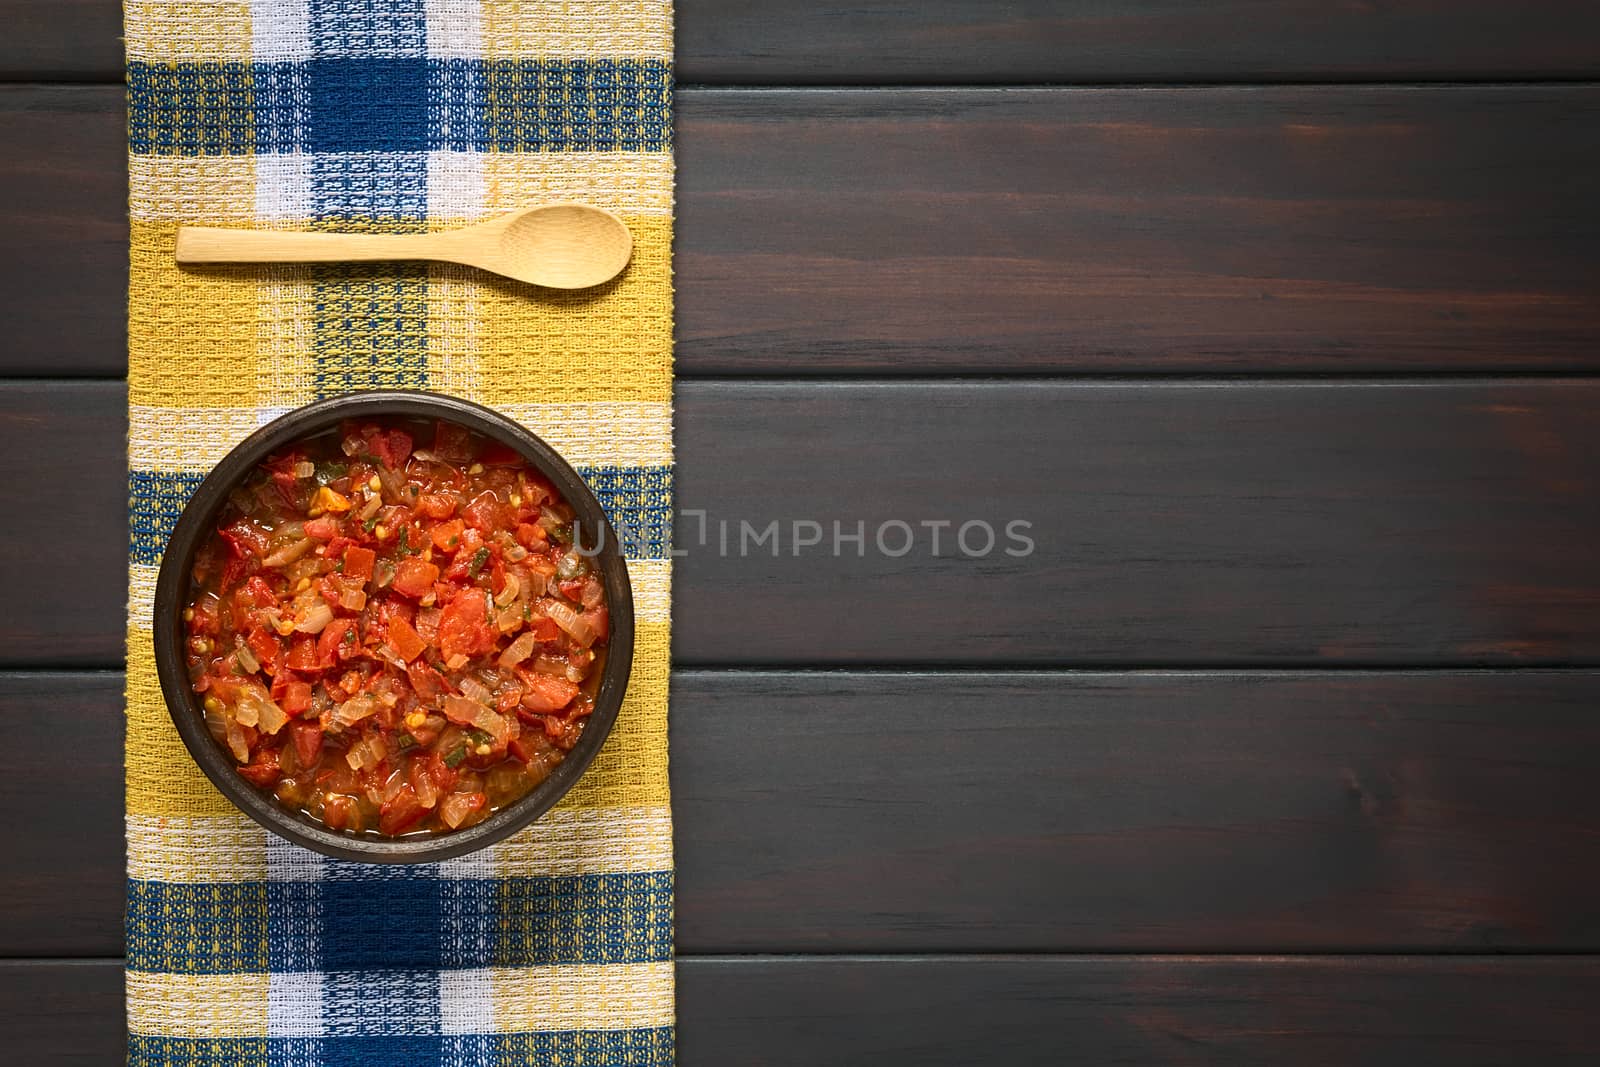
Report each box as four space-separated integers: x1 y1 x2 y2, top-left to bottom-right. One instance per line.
182 418 611 836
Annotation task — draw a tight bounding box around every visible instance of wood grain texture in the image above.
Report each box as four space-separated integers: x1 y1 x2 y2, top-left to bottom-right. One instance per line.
12 670 1600 955
0 384 127 666
3 1 1599 83
6 86 1600 376
0 88 126 378
9 956 1600 1066
674 2 1600 85
0 961 124 1066
11 379 1600 667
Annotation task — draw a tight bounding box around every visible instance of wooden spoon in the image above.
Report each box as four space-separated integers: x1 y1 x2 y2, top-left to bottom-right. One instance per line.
175 204 633 289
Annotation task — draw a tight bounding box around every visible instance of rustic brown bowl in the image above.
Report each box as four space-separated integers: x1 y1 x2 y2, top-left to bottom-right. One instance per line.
152 391 634 863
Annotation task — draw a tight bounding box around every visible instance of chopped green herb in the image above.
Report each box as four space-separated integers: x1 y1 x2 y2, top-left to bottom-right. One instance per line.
397 734 418 752
444 745 467 768
547 523 573 545
363 515 380 532
468 546 490 577
334 558 344 572
343 629 355 645
466 729 492 747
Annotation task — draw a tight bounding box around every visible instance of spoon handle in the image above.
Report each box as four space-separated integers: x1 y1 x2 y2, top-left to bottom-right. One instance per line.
176 226 444 266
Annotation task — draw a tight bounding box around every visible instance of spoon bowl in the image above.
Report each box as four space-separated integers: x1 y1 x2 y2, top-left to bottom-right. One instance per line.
483 204 634 288
175 204 634 290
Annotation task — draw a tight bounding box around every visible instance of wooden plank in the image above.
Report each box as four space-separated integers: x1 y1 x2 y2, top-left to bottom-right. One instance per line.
4 1 1599 83
0 88 126 378
679 956 1600 1066
10 379 1600 667
0 673 123 955
0 961 124 1066
12 670 1600 955
6 85 1600 377
0 384 127 666
10 956 1600 1065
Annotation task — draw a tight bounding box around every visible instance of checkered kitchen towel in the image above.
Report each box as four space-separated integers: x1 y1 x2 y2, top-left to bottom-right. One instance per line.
123 3 674 1063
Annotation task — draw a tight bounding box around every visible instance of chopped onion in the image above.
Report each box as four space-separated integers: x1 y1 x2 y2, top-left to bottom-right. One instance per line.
373 560 396 590
493 574 521 607
495 605 524 634
345 734 386 771
358 492 383 521
295 601 334 634
293 460 316 478
413 767 439 809
225 718 250 763
458 676 495 706
338 586 367 612
235 685 288 735
409 449 439 463
332 694 378 730
499 632 537 668
531 653 569 678
555 551 584 581
262 537 313 568
257 699 288 735
442 695 510 745
233 637 260 674
439 791 481 830
504 544 528 562
540 597 598 648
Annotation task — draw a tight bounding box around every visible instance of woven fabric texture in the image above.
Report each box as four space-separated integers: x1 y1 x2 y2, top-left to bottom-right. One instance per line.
124 3 674 1063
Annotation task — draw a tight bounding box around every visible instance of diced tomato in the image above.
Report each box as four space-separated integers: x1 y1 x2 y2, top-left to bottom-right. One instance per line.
422 751 459 792
370 428 413 470
530 617 561 643
438 588 497 661
290 721 323 765
304 516 341 541
379 782 429 835
318 618 359 667
541 714 568 740
431 518 466 552
558 578 586 602
322 793 354 831
461 492 507 534
238 748 281 787
220 520 271 559
414 607 441 643
515 522 547 549
238 576 279 610
519 672 579 713
496 684 523 715
187 597 220 637
387 616 427 662
406 661 449 700
285 635 321 673
246 627 284 676
392 558 440 598
417 493 458 520
479 441 523 467
377 597 415 628
433 420 473 463
581 606 609 643
279 679 314 716
323 535 353 560
342 545 376 581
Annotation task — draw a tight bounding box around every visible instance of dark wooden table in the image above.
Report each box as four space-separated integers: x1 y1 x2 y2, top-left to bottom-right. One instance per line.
4 3 1600 1063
